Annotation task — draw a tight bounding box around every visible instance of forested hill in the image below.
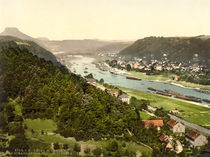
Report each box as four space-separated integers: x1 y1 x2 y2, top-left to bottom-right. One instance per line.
0 36 58 64
119 36 210 69
0 38 139 141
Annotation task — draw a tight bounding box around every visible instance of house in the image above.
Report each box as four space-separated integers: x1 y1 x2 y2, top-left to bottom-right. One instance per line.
185 130 208 147
118 94 130 104
159 134 174 150
107 89 119 97
143 120 164 129
167 119 185 133
154 65 163 71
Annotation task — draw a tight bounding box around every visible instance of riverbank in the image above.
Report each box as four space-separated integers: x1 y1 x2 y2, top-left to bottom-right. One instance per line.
119 87 210 127
125 71 210 91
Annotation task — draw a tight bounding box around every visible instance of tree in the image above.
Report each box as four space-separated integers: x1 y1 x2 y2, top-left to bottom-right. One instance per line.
106 140 118 152
99 78 104 84
63 143 69 150
53 142 60 150
84 147 90 154
85 73 94 79
126 64 131 71
92 147 102 157
73 143 81 153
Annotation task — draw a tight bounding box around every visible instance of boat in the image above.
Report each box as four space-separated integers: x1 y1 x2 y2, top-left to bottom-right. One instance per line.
156 91 172 97
165 90 181 96
84 71 88 73
175 95 202 103
148 87 157 91
126 76 142 81
203 99 210 103
194 89 210 94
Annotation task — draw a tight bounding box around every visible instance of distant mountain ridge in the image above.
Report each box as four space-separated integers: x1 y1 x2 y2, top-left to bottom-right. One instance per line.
119 36 210 69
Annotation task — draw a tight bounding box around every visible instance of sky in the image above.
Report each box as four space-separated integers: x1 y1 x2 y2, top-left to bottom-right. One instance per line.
0 0 210 40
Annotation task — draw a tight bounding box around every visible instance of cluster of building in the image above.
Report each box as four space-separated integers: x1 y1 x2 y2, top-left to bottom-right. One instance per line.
142 119 208 153
110 57 208 73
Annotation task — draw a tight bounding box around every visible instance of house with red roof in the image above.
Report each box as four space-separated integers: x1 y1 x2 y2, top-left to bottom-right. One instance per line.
185 130 208 147
142 120 164 130
167 119 185 133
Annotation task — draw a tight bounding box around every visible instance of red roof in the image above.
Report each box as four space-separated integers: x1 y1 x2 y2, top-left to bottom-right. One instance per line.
186 130 201 141
143 120 164 127
167 119 179 128
159 134 168 142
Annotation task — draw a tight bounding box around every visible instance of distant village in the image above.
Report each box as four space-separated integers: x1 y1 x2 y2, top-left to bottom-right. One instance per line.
86 77 208 154
98 53 208 73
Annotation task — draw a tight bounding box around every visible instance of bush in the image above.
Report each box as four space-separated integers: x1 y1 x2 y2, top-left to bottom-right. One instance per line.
106 140 118 152
122 142 126 147
73 143 81 153
92 147 102 156
53 142 60 150
84 147 90 154
63 143 69 150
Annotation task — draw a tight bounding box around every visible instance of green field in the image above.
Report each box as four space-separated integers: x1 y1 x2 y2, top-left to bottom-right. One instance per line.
126 71 210 90
24 119 152 157
119 87 210 127
139 111 152 120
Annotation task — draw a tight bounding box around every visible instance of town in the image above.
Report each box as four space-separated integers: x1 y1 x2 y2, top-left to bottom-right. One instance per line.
98 53 208 74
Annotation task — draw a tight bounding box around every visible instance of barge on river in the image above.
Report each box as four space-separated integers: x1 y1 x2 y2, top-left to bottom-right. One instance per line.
126 76 142 81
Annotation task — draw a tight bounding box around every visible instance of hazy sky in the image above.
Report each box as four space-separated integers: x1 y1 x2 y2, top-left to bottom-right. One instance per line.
0 0 210 40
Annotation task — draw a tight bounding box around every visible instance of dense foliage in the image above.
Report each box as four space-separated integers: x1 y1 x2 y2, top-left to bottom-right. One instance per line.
0 40 135 141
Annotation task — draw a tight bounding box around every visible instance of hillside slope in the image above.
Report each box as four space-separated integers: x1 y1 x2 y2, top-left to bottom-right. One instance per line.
0 36 58 63
94 42 132 54
120 36 210 69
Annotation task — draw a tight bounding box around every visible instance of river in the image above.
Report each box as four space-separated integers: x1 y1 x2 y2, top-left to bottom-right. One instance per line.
66 56 210 106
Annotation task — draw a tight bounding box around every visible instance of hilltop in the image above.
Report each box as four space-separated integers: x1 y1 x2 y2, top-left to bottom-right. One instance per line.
119 36 210 69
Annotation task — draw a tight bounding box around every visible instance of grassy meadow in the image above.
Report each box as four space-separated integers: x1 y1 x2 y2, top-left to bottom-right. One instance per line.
24 119 152 157
120 87 210 127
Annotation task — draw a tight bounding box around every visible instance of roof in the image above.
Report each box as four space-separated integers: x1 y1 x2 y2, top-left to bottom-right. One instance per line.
118 93 129 99
159 134 169 142
107 89 119 93
143 120 164 127
186 130 201 141
167 119 179 128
